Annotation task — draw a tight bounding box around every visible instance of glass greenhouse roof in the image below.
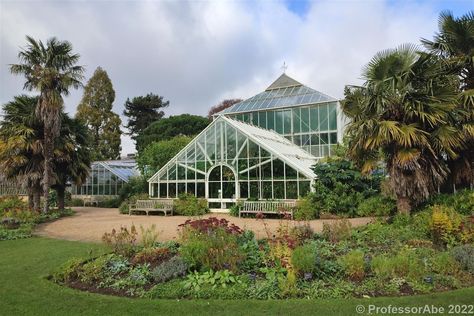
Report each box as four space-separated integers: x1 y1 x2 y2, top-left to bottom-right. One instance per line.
218 74 337 115
225 116 317 179
96 160 140 182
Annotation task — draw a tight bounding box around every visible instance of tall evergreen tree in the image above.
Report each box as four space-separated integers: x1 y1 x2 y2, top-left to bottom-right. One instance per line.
76 67 122 160
123 93 169 143
10 36 84 213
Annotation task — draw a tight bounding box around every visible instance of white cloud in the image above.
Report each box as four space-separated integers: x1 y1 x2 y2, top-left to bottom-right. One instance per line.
0 0 455 154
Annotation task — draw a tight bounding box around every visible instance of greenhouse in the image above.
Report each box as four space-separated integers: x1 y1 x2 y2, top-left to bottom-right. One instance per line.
148 74 345 209
71 159 139 196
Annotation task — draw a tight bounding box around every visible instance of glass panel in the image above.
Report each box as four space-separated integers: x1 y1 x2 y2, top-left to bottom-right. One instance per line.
310 106 319 131
301 107 310 132
285 163 297 179
159 183 167 198
299 181 311 197
178 183 186 195
272 159 285 179
262 181 272 199
321 133 328 145
249 182 259 199
239 182 248 199
292 108 300 133
329 103 337 130
267 111 274 131
186 183 196 196
252 112 259 125
286 181 298 199
273 181 285 199
222 181 235 198
258 112 267 129
275 111 283 133
283 110 291 134
262 160 272 180
319 104 328 131
209 182 220 198
209 166 221 181
196 183 205 197
169 183 176 198
330 132 338 144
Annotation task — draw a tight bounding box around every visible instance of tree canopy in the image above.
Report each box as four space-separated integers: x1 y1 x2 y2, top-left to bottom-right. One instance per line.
123 93 169 143
137 136 192 177
207 99 242 119
136 114 209 152
76 67 122 160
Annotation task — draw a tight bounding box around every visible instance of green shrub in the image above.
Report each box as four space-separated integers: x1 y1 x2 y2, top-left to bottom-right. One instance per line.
430 251 461 276
452 244 474 274
147 279 189 299
173 193 209 216
68 198 84 207
51 257 84 283
80 256 109 283
0 196 28 214
178 218 243 271
322 219 352 243
339 250 365 281
97 197 121 208
428 189 474 215
102 225 138 257
294 194 319 220
229 202 242 217
152 256 188 283
371 247 425 280
291 243 316 275
356 195 396 217
237 230 264 273
246 279 281 300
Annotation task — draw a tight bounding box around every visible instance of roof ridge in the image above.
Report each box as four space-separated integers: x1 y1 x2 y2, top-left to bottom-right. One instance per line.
265 73 302 91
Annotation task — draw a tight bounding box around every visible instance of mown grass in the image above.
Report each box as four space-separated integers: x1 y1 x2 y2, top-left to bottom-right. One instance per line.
1 237 473 316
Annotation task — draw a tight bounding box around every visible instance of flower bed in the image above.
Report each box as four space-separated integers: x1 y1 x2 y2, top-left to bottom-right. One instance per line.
0 195 74 241
52 207 474 299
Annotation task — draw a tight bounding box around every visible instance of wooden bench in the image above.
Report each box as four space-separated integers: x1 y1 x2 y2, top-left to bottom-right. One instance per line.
129 199 174 216
239 200 297 219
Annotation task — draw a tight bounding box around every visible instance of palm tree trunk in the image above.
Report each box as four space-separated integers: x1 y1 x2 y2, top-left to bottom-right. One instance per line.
27 189 34 210
42 128 53 214
56 186 65 211
33 189 41 212
396 196 411 215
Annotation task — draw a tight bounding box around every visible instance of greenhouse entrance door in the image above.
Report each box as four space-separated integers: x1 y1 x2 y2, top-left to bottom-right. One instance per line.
207 164 237 211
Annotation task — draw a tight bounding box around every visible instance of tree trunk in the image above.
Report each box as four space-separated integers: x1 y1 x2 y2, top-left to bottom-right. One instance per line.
33 190 41 212
42 128 53 214
396 196 411 215
56 187 65 211
27 187 34 210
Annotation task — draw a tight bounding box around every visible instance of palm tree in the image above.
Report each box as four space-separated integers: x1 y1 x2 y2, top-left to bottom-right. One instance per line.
10 36 84 213
0 95 44 211
341 44 463 214
422 11 474 190
52 116 91 210
0 95 91 211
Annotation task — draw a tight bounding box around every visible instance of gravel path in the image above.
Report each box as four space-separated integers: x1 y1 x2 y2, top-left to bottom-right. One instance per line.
35 207 375 243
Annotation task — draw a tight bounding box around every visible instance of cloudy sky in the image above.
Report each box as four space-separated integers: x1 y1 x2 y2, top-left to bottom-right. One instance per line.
0 0 472 155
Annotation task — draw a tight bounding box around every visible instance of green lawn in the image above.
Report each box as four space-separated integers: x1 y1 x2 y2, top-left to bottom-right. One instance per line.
1 238 473 316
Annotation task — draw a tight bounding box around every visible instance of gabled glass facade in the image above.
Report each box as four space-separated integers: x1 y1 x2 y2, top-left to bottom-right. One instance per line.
71 160 139 196
149 74 343 207
149 116 315 208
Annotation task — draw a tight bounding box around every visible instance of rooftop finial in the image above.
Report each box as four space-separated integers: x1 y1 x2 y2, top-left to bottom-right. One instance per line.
281 61 288 74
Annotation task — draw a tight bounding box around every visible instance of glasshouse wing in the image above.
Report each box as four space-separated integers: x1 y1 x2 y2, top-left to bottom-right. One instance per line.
148 116 317 208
